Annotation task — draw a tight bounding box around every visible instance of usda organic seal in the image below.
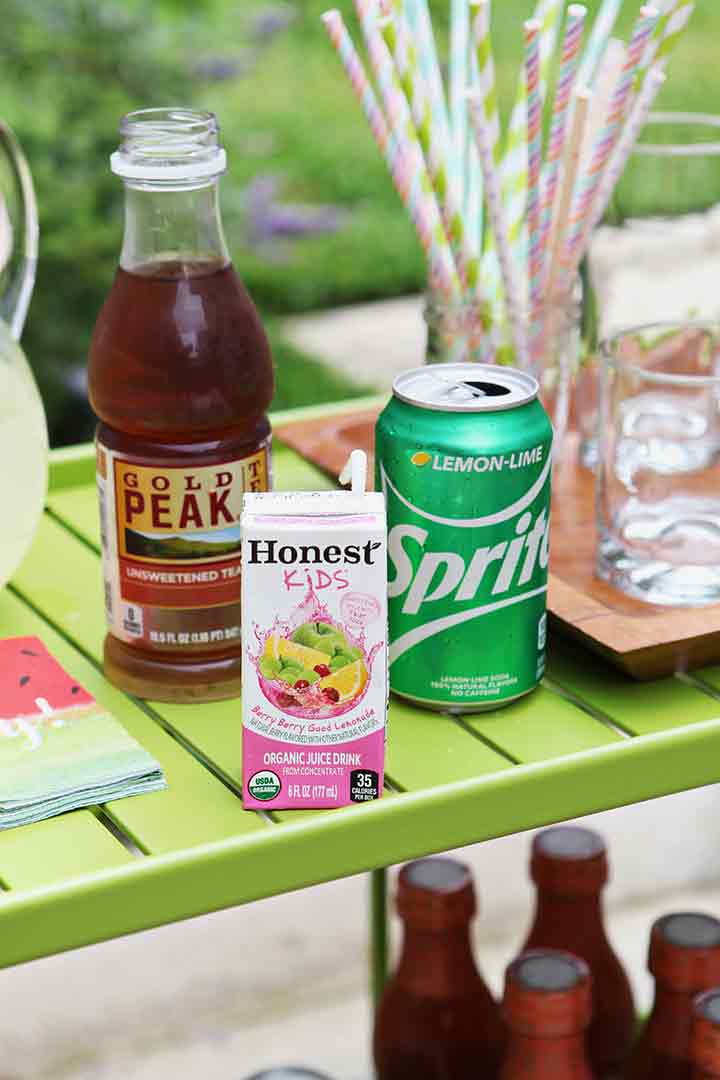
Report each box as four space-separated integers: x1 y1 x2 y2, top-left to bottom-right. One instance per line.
248 770 281 801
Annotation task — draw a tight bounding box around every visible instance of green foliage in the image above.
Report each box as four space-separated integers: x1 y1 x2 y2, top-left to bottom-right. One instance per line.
2 0 187 439
1 0 717 445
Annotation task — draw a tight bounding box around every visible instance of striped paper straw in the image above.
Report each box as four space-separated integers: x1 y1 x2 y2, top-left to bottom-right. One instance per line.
541 5 587 284
471 0 501 160
501 0 564 264
353 0 461 294
468 90 529 371
641 0 695 76
557 4 660 293
525 20 545 372
321 10 458 298
450 0 471 198
546 87 591 298
580 66 667 251
403 0 452 158
380 14 480 290
577 0 622 87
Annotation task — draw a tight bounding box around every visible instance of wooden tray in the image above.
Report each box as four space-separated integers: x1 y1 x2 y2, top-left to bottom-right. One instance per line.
276 408 720 681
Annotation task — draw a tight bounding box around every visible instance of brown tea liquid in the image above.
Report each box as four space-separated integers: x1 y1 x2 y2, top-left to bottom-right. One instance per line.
89 110 274 702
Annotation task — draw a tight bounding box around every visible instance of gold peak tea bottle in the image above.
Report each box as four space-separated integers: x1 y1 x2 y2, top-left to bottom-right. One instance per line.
89 109 274 702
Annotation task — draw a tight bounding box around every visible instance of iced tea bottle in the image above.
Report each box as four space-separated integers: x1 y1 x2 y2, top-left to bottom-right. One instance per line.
373 857 505 1079
691 988 720 1079
624 913 720 1080
523 826 634 1078
89 109 274 702
501 949 595 1079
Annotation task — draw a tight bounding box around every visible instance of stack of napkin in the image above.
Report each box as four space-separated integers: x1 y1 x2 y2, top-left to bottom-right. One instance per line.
0 636 165 829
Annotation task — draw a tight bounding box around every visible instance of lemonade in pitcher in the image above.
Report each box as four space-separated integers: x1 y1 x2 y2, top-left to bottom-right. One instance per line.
0 120 47 590
0 319 47 587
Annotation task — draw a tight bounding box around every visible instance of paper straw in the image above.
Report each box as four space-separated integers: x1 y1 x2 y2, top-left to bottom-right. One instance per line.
353 0 462 299
380 14 481 290
641 0 695 76
450 0 470 198
321 10 458 298
546 87 591 297
579 38 626 168
541 5 587 283
525 20 545 371
581 66 667 247
403 0 452 159
468 90 529 370
557 5 660 293
471 0 501 159
501 0 564 263
577 0 622 87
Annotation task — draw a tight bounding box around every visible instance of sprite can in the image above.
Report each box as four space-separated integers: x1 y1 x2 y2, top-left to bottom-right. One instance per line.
375 364 553 712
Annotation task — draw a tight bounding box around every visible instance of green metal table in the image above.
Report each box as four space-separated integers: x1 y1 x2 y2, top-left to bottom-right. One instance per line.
3 399 720 994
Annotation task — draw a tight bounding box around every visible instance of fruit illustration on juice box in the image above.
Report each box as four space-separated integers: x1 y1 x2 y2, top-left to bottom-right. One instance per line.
258 618 369 715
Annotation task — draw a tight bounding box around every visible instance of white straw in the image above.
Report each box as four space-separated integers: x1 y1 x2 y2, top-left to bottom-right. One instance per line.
574 65 667 264
467 90 529 370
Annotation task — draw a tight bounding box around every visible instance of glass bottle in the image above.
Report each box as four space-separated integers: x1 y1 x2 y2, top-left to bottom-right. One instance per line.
523 826 635 1079
501 949 595 1079
88 108 274 703
624 913 720 1080
691 988 720 1079
373 857 505 1079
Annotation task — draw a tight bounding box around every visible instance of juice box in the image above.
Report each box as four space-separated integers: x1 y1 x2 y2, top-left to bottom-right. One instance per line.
241 484 387 810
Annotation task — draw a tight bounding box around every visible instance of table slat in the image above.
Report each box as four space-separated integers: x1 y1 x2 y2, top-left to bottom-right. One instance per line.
546 638 720 735
0 812 133 892
466 684 624 762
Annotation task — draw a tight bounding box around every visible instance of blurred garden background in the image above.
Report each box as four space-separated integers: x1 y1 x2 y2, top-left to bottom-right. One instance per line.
3 0 718 445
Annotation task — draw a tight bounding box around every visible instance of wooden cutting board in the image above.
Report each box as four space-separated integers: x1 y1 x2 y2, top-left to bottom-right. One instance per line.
275 408 720 680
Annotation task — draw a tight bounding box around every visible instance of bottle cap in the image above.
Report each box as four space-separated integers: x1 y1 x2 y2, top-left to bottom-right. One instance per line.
111 108 227 182
692 990 720 1075
396 857 476 931
530 826 608 895
649 913 720 991
504 949 592 1037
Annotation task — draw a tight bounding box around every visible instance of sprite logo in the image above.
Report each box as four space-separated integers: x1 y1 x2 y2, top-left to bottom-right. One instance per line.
381 457 551 665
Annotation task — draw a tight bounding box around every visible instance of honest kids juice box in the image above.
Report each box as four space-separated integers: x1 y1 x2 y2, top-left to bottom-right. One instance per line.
241 472 387 810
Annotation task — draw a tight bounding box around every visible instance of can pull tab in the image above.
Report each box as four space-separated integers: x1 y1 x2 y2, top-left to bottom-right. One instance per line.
339 449 368 496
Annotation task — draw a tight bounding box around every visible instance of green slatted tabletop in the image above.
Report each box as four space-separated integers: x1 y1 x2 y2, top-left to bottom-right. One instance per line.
2 399 720 973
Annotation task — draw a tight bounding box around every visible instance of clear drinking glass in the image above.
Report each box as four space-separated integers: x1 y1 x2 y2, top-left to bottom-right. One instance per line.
583 113 720 471
0 120 47 590
597 322 720 606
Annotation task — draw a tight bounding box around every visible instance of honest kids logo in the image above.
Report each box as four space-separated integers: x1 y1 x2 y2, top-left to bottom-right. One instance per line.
248 770 281 801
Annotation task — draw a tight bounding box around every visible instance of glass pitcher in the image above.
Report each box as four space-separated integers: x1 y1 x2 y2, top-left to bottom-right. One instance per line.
0 120 48 590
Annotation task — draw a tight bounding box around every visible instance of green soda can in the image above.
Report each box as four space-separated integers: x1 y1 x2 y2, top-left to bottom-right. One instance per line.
375 364 553 712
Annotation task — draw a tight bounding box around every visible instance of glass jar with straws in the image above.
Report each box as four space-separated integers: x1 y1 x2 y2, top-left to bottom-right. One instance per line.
322 0 695 450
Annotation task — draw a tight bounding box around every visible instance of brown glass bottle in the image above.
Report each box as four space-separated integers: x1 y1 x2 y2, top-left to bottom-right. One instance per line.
624 913 720 1080
88 109 274 702
523 826 634 1078
501 949 595 1079
373 857 505 1079
691 989 720 1079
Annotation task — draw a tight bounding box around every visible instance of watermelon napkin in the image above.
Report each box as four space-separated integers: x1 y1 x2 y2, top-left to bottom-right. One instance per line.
0 636 166 829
